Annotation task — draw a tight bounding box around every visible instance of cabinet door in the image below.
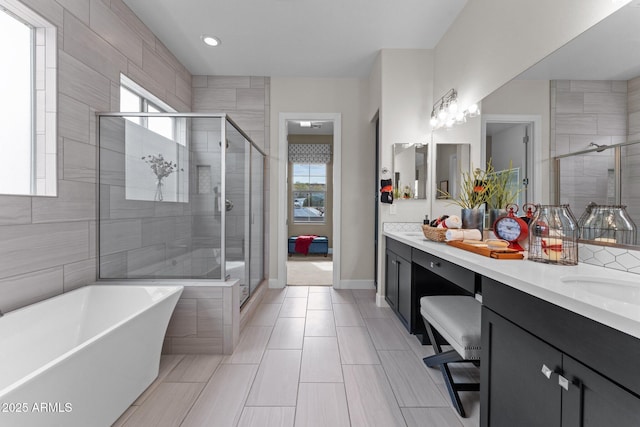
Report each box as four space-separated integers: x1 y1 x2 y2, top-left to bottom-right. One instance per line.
397 255 411 325
385 250 398 311
561 356 640 427
481 308 562 427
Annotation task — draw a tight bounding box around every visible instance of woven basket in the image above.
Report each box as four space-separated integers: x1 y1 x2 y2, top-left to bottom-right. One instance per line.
422 224 447 242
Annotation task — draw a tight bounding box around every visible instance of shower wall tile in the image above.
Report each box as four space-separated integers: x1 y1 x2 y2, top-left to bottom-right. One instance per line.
126 244 166 275
63 258 96 291
32 180 96 223
58 51 111 111
193 88 237 111
0 267 64 313
167 299 198 337
142 44 176 94
0 196 32 225
99 252 128 277
207 76 251 89
585 92 627 114
0 222 89 279
59 94 90 143
237 88 265 111
100 219 142 255
197 299 224 338
63 10 127 81
63 139 96 183
89 0 143 67
109 0 156 47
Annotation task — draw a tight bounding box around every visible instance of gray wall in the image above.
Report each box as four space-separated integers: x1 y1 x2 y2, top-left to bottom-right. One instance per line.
0 0 191 313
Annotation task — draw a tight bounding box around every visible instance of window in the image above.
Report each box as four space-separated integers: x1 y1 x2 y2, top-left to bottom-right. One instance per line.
119 75 188 203
0 1 56 196
119 76 176 142
292 163 326 223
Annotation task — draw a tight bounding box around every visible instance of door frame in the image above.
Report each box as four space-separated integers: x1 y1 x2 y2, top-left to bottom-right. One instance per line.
481 114 542 204
278 112 342 288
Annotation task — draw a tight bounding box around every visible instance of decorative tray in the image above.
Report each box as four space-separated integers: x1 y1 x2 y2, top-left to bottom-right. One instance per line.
446 240 524 260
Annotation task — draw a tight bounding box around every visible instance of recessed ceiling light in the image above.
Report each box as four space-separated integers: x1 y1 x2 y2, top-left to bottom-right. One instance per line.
201 35 220 47
299 121 312 128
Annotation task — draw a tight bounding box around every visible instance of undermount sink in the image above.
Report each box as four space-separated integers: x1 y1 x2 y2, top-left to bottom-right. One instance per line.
559 275 640 304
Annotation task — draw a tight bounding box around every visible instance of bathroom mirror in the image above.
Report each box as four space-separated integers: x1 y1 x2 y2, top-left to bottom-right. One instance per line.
479 2 640 249
435 143 470 201
392 143 429 199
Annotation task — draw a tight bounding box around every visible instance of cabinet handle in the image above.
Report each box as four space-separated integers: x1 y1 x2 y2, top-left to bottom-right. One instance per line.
558 374 570 391
430 261 441 268
541 364 554 379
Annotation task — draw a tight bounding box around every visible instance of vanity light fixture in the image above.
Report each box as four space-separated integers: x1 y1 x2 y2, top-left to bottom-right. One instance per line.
201 35 221 47
430 89 480 130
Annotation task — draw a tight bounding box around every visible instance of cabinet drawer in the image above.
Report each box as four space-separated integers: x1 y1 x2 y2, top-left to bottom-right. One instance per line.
412 249 476 294
386 237 412 260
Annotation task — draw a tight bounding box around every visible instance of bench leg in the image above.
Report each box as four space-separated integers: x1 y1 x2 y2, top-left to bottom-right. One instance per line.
422 317 477 418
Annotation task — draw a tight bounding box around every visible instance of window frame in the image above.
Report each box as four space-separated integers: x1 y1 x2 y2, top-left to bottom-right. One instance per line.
0 0 56 196
291 162 327 224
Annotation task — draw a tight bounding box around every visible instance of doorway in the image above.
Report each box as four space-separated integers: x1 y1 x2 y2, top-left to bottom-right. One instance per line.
482 114 542 205
278 113 342 288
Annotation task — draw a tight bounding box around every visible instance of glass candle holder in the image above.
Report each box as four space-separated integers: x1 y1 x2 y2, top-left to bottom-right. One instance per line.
528 204 579 265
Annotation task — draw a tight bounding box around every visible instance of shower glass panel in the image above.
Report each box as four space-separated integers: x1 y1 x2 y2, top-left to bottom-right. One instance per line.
250 146 265 298
98 113 265 305
224 123 249 301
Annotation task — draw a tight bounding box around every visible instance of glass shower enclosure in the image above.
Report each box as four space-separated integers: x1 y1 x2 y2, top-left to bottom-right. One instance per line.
97 113 265 305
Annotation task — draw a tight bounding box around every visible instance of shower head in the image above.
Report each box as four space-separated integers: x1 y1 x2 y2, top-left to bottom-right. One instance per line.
589 142 608 152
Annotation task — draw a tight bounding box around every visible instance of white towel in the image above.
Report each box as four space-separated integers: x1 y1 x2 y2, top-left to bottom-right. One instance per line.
445 229 482 241
444 215 462 229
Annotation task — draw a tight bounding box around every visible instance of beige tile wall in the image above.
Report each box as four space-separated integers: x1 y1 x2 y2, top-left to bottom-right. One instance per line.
0 0 192 314
163 282 240 355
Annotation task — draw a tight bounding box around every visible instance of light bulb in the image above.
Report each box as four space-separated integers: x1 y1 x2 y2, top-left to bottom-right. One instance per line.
467 104 478 115
448 100 458 114
430 116 438 127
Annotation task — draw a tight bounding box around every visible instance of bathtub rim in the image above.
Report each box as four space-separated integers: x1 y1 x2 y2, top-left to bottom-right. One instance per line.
0 284 182 399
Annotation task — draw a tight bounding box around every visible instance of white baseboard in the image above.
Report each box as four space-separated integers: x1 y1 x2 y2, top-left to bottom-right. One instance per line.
375 293 389 308
339 279 375 289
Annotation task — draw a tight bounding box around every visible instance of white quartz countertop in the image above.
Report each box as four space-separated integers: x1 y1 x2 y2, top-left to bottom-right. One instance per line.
383 230 640 340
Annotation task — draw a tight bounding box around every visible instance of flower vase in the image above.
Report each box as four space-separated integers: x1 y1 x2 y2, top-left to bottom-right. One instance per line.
461 208 484 237
488 208 507 236
154 179 164 201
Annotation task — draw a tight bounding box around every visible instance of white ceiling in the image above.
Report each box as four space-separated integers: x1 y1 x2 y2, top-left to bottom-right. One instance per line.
517 2 640 81
123 0 467 78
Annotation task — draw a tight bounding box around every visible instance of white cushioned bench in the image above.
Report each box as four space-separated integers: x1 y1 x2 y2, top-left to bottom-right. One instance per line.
420 295 481 418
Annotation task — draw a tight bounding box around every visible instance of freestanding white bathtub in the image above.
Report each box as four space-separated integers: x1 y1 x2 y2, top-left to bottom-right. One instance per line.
0 284 182 427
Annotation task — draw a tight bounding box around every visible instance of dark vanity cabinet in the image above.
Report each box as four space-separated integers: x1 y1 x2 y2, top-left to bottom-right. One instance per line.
385 237 412 328
385 237 477 339
481 277 640 427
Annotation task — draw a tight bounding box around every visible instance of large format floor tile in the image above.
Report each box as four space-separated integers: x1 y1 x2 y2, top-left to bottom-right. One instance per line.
246 349 302 406
238 407 296 427
343 364 407 427
378 350 448 407
181 364 258 427
123 382 204 427
333 303 365 326
268 317 306 349
300 337 343 383
336 326 380 364
295 383 350 427
304 309 336 337
279 297 308 317
118 287 480 427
